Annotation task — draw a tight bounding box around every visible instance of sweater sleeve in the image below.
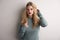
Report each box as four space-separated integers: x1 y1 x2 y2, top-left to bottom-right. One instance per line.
17 24 26 39
37 10 48 27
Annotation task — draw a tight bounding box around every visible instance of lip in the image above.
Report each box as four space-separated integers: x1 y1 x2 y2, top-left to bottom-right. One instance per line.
29 13 31 14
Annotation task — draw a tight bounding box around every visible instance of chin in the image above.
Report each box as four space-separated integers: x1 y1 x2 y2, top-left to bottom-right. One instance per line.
29 14 31 15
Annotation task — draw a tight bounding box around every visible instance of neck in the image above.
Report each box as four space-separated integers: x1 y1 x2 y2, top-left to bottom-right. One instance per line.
28 15 32 18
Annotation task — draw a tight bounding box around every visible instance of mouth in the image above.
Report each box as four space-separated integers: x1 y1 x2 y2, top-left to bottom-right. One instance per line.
29 13 31 14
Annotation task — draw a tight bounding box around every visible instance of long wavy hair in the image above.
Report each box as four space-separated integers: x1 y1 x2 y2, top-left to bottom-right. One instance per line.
20 2 40 28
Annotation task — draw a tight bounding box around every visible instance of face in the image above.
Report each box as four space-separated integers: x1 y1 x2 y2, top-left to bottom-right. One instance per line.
26 6 34 16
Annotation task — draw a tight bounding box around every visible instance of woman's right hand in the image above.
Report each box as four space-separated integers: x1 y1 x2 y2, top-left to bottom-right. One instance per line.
24 22 29 28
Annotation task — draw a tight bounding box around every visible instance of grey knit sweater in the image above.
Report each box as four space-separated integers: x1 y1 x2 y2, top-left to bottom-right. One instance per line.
17 10 47 40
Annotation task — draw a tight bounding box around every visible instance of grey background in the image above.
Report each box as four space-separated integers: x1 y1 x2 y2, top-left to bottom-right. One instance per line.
0 0 60 40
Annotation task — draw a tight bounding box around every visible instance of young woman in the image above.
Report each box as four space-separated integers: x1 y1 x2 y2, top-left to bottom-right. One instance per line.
17 2 47 40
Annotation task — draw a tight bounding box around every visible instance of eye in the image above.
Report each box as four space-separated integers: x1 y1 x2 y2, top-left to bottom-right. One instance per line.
31 8 33 10
27 9 29 11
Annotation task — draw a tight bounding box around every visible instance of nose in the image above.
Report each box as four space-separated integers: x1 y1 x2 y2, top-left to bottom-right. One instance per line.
29 10 31 13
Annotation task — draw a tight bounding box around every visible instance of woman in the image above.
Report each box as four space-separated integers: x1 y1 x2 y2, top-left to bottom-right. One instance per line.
17 2 47 40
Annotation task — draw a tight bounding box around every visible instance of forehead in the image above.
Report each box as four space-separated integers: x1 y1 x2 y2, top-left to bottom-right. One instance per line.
26 6 33 9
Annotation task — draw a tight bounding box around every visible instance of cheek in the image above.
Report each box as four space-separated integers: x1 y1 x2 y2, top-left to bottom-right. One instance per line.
31 10 34 14
26 11 29 14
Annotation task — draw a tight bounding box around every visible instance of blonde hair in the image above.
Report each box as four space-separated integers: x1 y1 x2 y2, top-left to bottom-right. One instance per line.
20 2 40 28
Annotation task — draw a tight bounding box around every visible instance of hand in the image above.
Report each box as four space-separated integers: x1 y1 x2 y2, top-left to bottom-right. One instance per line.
24 22 29 28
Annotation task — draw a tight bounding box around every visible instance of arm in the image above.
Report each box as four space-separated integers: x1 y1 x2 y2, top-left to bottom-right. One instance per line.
17 24 26 39
37 10 48 27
